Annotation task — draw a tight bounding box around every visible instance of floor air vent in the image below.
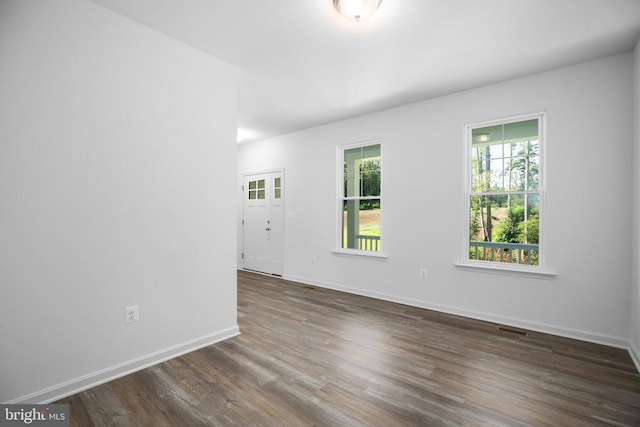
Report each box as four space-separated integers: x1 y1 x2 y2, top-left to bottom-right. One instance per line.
497 326 527 336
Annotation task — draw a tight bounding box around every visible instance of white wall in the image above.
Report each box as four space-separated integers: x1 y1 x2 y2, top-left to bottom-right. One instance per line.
238 53 634 348
0 0 238 403
631 39 640 368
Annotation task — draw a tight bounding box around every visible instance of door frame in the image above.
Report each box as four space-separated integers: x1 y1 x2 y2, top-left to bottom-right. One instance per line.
241 168 285 275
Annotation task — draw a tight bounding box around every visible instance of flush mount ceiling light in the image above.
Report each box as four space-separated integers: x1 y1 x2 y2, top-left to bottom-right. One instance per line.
333 0 383 22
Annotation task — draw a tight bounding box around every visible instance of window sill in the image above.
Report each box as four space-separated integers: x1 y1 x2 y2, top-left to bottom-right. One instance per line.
331 249 388 260
454 262 556 279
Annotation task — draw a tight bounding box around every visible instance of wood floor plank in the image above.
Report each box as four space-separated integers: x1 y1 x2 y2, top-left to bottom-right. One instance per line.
57 270 640 426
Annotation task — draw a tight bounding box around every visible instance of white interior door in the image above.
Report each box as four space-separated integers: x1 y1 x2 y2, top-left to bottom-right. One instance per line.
243 171 284 275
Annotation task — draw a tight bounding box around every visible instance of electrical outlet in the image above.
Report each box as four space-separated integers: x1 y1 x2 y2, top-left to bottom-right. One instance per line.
125 305 139 324
419 268 428 279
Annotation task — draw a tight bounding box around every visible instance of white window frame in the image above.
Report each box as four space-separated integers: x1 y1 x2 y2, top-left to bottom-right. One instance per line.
333 139 387 259
459 112 553 276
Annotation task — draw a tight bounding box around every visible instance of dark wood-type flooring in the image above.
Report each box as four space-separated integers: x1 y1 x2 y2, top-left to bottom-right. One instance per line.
58 270 640 426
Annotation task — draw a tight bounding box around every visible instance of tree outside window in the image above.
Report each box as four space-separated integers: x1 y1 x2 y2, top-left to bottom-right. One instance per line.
468 117 542 266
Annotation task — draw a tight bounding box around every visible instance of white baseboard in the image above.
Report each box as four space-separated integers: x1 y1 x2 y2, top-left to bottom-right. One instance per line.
630 341 640 374
8 325 240 404
284 274 633 351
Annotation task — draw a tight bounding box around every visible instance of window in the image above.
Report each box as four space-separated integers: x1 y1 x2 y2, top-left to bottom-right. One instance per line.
339 142 382 253
465 114 543 268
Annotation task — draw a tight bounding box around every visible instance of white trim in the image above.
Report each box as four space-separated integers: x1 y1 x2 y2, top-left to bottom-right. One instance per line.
630 340 640 374
454 261 556 279
331 248 388 259
242 167 286 177
7 326 240 404
282 273 631 351
462 112 546 272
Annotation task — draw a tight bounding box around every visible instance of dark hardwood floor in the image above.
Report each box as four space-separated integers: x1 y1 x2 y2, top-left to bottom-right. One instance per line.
58 270 640 426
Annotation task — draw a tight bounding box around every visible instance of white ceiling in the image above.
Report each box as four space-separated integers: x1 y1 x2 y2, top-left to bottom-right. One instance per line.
89 0 640 143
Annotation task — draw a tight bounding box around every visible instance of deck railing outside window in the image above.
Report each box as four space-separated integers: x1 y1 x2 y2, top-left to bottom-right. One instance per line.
357 235 380 252
469 241 538 265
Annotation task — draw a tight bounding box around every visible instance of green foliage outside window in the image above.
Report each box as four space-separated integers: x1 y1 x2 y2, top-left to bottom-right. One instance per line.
469 118 541 265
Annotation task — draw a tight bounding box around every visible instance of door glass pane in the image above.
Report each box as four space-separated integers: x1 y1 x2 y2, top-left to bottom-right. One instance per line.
258 179 265 189
258 190 265 199
274 177 281 199
249 190 256 199
249 181 256 190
